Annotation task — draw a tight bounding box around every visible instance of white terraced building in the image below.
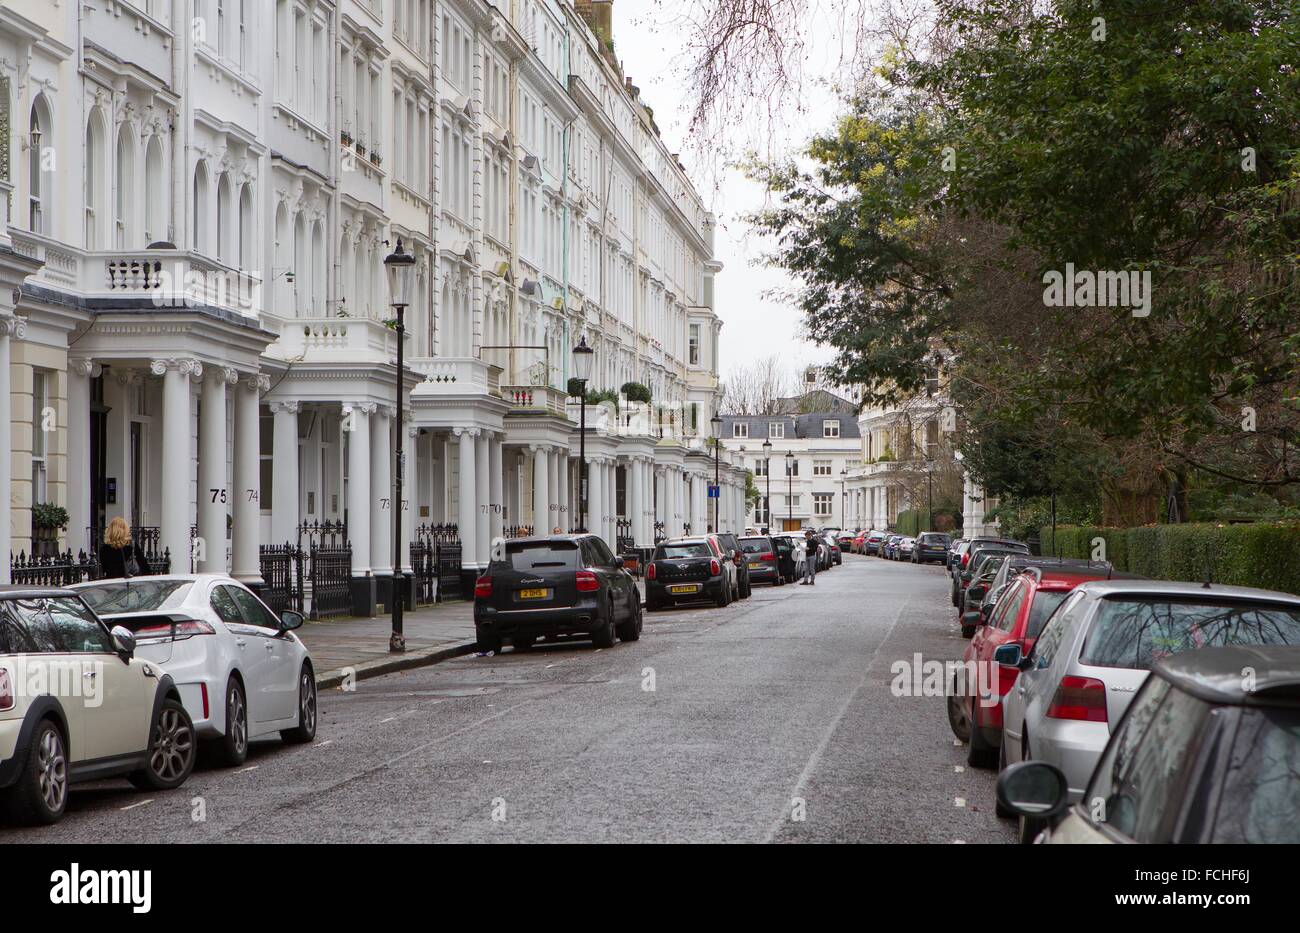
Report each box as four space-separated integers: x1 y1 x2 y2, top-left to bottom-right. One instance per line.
0 0 748 609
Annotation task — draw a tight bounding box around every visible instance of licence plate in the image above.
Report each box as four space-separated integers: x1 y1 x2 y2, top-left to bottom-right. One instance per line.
518 588 549 599
748 562 762 569
669 584 699 594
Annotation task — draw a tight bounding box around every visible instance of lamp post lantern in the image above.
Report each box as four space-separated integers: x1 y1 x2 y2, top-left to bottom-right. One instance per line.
572 335 594 532
384 236 416 653
761 438 772 533
710 414 722 532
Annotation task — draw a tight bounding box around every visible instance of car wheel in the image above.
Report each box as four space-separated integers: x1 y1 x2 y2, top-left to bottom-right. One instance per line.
512 634 536 651
3 719 68 825
995 741 1013 817
946 680 972 743
476 631 503 654
591 597 617 648
715 584 730 608
211 676 249 766
966 717 998 769
281 666 318 744
130 698 196 791
617 592 642 641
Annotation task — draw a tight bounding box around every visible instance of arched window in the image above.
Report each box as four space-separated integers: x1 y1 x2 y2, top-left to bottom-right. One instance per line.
216 173 231 263
28 95 53 235
192 161 210 252
238 184 253 270
339 233 353 318
273 202 290 314
84 108 109 248
115 123 136 248
144 136 165 244
293 213 306 315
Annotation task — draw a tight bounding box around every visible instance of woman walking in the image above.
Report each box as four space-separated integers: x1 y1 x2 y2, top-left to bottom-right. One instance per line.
100 516 153 578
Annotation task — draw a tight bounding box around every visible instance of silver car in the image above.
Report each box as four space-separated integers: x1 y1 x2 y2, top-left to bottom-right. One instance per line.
999 579 1300 832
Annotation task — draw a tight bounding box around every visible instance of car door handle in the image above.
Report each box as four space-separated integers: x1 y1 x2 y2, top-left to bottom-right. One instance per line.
83 670 96 679
265 642 274 652
235 638 246 648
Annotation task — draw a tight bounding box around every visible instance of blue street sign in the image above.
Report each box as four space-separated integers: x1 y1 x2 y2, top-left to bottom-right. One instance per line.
708 484 720 498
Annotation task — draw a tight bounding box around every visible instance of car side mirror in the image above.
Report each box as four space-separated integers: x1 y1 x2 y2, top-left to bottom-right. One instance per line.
992 643 1022 667
995 761 1070 827
962 610 982 627
968 585 987 601
110 624 136 661
279 610 305 632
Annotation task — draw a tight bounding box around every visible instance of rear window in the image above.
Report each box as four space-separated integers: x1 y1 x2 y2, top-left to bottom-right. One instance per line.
77 580 194 614
1026 589 1070 638
1213 707 1300 843
739 538 770 554
655 542 712 559
1081 599 1300 669
919 533 951 544
496 541 580 570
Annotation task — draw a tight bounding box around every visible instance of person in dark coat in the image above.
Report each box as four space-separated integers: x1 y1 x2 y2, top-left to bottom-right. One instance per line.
100 516 152 578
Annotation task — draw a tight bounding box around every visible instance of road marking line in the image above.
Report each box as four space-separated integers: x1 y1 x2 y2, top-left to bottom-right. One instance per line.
955 798 967 807
763 600 908 843
316 740 333 748
237 765 259 774
379 716 396 723
120 799 154 811
954 765 965 773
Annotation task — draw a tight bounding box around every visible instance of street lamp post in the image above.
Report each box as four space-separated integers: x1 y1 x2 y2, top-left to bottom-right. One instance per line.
572 335 594 532
785 451 794 529
384 237 416 653
710 414 722 532
840 468 848 529
762 438 772 533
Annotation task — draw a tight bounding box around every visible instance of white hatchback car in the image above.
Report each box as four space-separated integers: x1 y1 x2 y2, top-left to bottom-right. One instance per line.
0 586 197 824
73 575 317 766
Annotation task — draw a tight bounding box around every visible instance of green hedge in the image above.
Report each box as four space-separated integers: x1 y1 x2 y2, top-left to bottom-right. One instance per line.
896 508 961 536
1038 522 1300 595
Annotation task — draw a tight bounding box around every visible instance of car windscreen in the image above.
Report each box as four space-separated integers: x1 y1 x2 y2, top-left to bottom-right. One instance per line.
1026 589 1071 638
655 542 712 559
738 538 770 554
496 541 580 570
1080 599 1300 669
76 580 194 614
972 555 1008 577
1212 707 1300 843
919 534 951 544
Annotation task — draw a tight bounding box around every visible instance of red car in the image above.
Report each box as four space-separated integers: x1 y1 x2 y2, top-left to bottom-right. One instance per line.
948 566 1116 773
851 531 867 553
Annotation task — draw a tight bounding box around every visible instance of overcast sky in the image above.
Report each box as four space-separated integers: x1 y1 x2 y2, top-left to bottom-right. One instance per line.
611 1 841 382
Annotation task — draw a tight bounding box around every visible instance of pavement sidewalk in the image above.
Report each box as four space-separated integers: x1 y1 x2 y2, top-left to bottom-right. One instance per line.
297 598 478 689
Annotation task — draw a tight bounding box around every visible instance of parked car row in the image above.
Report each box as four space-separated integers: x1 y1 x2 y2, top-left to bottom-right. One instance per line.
0 575 318 826
941 543 1300 843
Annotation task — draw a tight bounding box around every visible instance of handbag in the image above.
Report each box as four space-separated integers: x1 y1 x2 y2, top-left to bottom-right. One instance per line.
123 548 141 577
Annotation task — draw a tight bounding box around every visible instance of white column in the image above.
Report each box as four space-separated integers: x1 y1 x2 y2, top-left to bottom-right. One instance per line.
155 358 196 570
403 424 417 572
269 401 299 546
557 451 570 532
606 462 616 545
457 428 478 567
667 468 679 537
475 431 490 566
592 460 605 548
626 459 641 545
197 369 230 572
370 407 392 576
345 403 373 575
0 320 15 580
531 444 550 533
489 433 504 541
66 358 94 557
548 448 561 533
232 375 264 584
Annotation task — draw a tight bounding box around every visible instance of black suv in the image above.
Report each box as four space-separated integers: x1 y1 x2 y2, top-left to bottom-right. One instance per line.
646 537 733 610
473 535 642 652
713 532 752 599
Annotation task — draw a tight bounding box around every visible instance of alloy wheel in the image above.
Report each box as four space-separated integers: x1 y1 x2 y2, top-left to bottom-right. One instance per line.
299 671 317 734
229 684 248 756
150 707 195 782
37 727 67 813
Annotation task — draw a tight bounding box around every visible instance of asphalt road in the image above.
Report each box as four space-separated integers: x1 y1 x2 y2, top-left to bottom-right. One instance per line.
2 553 1016 843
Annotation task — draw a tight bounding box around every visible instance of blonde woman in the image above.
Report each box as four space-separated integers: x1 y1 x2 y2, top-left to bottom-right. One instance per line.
100 517 152 578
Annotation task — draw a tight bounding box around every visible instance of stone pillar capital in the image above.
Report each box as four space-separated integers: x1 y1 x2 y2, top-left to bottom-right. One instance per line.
69 357 101 378
269 399 300 415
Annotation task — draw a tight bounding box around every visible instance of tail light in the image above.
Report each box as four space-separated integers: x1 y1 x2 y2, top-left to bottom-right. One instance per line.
961 552 971 568
133 619 216 640
647 562 656 580
576 570 599 592
709 559 721 576
761 552 775 560
200 682 210 720
474 575 493 598
1046 675 1108 723
0 668 13 712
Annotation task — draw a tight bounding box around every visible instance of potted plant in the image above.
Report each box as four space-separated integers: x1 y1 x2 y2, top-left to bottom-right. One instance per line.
32 502 69 557
341 127 353 146
370 150 382 166
620 381 651 404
